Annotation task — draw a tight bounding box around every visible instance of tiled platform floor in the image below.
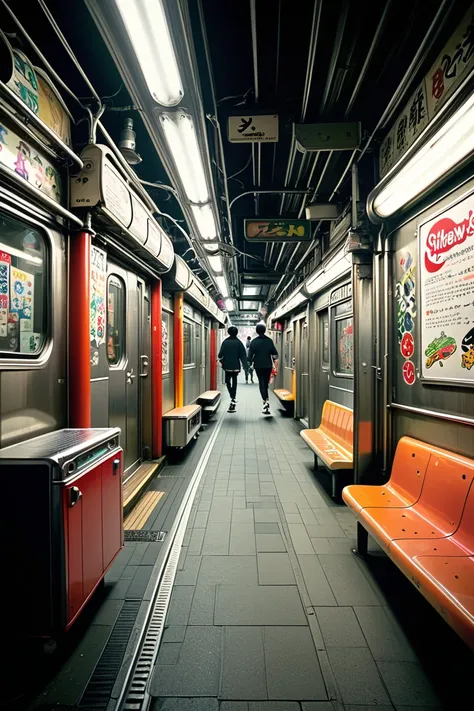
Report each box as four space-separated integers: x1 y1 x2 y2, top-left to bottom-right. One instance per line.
150 382 455 710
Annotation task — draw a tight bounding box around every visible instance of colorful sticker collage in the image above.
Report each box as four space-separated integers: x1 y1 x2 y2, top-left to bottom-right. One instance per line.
396 252 417 386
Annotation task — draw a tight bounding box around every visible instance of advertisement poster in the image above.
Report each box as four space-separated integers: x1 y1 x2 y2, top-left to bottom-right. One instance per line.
10 266 34 330
90 245 107 366
162 314 169 374
0 251 11 310
419 192 474 384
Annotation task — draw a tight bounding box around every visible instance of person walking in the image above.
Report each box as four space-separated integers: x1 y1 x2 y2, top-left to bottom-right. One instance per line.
218 326 248 413
248 323 278 415
245 336 254 383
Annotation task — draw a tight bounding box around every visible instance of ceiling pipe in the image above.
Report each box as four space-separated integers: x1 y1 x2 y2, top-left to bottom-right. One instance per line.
277 0 323 218
270 0 393 299
358 0 454 162
250 0 262 216
229 189 312 211
197 0 239 287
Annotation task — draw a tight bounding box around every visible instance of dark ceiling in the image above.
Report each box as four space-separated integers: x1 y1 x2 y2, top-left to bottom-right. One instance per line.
2 0 472 317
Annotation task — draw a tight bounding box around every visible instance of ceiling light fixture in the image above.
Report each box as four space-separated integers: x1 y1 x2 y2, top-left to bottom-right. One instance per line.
216 275 229 298
203 242 219 253
371 92 474 218
225 298 235 312
160 113 209 203
242 286 260 296
190 203 217 240
114 0 183 107
208 254 223 273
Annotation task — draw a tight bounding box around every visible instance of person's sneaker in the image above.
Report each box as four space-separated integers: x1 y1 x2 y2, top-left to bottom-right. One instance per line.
228 400 236 413
262 401 270 415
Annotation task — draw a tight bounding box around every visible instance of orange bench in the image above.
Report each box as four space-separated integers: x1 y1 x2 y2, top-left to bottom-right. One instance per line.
343 437 474 650
300 400 353 497
274 370 296 410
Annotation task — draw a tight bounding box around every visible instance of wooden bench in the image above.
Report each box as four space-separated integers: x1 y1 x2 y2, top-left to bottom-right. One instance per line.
197 390 221 419
342 437 474 650
300 400 353 497
163 404 201 448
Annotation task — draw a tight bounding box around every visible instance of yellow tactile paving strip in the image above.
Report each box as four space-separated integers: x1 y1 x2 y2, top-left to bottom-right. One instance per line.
123 491 165 530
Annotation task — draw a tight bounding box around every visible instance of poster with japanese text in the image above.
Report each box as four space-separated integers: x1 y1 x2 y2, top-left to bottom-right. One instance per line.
162 313 169 374
419 191 474 384
0 251 11 337
90 245 107 366
10 266 34 329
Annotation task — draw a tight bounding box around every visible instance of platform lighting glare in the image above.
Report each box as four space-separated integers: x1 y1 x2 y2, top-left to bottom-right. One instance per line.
0 242 42 265
216 276 229 298
114 0 183 107
208 254 223 273
373 92 474 217
225 298 235 312
160 113 209 203
190 203 217 240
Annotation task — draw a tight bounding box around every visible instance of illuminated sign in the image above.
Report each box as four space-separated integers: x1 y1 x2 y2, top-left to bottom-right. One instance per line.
244 219 311 242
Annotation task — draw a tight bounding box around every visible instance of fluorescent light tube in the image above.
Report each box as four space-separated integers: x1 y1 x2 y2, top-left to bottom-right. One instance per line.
114 0 183 106
216 276 228 298
225 298 235 311
190 203 217 239
373 92 474 218
208 254 223 273
161 113 209 203
242 286 260 296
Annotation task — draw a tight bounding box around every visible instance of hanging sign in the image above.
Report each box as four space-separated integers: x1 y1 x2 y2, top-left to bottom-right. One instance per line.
379 5 474 179
244 218 311 242
228 115 278 143
419 191 474 385
0 118 62 203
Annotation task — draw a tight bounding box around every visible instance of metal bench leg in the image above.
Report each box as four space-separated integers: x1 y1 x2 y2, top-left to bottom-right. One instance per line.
352 522 368 558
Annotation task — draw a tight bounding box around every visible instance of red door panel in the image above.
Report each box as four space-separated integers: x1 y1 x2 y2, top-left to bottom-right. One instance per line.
102 451 123 570
80 464 104 598
64 485 83 624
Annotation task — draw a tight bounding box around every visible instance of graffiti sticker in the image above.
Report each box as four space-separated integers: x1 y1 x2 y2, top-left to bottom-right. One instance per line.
396 251 417 385
402 360 416 386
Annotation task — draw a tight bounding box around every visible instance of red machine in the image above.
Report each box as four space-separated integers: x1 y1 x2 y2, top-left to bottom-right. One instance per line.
0 428 123 642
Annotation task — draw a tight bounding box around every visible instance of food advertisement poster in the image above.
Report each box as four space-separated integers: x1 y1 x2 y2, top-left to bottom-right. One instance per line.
419 192 474 384
90 245 107 366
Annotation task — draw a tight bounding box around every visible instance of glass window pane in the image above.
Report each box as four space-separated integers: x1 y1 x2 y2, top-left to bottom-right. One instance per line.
107 276 125 366
336 316 353 374
183 321 193 365
0 211 47 356
162 312 170 374
321 313 329 366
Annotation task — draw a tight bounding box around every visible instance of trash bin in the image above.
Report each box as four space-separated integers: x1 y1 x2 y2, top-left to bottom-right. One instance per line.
0 428 123 641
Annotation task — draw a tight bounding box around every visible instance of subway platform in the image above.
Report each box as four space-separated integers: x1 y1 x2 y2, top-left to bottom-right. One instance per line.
29 380 471 711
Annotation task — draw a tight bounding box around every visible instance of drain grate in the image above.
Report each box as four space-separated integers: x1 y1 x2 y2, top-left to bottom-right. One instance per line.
79 600 141 709
124 530 166 542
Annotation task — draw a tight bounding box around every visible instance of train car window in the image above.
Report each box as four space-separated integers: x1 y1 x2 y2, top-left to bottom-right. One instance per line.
321 312 329 368
162 311 170 374
284 331 290 366
107 276 125 366
0 212 47 356
183 320 194 365
335 315 353 375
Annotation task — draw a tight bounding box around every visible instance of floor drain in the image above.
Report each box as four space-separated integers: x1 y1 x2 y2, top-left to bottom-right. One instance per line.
124 530 166 542
79 600 141 709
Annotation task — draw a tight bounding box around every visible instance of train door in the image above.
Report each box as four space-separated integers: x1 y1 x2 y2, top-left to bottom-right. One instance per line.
300 319 309 425
314 308 330 427
161 294 174 414
204 321 210 390
107 262 147 474
199 321 206 393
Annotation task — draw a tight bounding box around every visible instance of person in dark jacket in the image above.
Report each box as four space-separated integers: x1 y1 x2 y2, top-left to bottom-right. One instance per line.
218 326 248 412
248 323 278 415
245 336 254 383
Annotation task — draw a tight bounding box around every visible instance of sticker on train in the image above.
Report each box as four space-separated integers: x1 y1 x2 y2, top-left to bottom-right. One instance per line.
90 245 107 364
400 331 414 359
419 191 474 384
402 360 416 386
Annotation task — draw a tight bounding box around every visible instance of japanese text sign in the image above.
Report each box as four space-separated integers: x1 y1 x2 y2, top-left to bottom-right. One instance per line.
228 115 278 143
244 219 311 242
